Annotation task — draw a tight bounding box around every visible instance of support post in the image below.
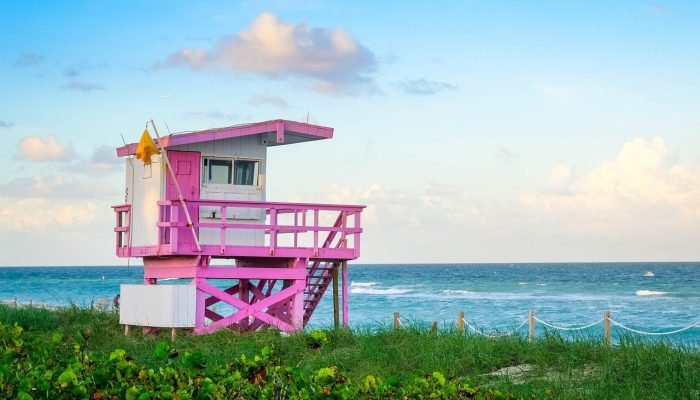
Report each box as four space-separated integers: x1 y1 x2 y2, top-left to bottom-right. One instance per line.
604 310 612 346
124 325 130 336
195 279 206 331
457 311 465 335
528 310 536 343
431 321 438 335
341 261 349 328
171 328 176 342
393 312 400 332
239 279 250 331
332 264 339 329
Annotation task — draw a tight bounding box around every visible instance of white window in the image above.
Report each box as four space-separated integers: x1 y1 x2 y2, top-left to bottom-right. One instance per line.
202 157 260 187
203 158 232 185
234 159 259 186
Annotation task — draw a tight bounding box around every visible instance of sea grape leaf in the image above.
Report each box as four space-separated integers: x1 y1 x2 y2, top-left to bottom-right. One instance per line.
57 369 78 387
432 371 446 386
154 342 169 360
110 349 126 362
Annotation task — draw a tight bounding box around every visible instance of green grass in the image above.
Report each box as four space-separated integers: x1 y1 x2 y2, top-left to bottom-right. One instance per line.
2 304 700 399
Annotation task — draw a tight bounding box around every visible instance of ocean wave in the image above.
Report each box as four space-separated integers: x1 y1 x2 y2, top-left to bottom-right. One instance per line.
351 287 410 295
442 290 474 296
351 281 377 287
636 290 666 296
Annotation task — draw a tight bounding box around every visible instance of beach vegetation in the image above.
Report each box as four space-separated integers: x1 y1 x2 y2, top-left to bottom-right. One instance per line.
1 305 699 399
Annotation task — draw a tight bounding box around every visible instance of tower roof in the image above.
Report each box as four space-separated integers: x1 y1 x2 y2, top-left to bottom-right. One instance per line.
116 119 333 157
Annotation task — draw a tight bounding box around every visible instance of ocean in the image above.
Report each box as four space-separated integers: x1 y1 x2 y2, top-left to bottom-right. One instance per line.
1 262 699 343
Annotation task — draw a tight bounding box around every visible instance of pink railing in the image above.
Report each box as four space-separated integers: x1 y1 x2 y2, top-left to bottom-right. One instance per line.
152 199 364 259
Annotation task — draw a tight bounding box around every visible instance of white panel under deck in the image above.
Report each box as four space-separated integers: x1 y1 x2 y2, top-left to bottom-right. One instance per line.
119 284 195 328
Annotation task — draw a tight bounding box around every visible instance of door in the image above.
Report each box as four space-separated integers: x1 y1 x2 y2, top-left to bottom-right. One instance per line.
165 151 201 251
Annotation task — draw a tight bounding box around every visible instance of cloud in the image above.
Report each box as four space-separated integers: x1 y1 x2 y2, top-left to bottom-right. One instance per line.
395 78 457 95
0 175 116 199
548 163 573 188
63 145 123 175
0 198 99 232
0 120 13 128
16 135 75 162
650 2 667 14
249 95 292 108
61 81 105 92
521 136 700 235
494 146 519 163
14 53 44 67
160 12 377 94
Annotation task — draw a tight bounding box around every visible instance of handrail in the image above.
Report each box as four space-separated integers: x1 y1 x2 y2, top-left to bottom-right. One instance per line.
150 199 363 257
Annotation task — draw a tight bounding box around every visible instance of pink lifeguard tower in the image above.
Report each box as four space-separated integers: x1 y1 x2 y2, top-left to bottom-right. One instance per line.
112 119 364 334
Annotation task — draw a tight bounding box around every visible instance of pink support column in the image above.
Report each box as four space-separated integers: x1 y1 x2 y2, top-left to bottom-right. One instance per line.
239 279 250 331
194 278 206 331
290 258 306 331
342 261 348 328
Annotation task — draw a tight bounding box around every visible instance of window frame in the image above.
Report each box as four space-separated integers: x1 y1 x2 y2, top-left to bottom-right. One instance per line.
201 156 262 189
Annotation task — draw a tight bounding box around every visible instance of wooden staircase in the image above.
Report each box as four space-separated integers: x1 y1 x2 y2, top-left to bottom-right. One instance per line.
303 261 338 325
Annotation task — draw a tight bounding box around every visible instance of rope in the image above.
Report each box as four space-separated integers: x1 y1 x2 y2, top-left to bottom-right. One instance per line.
534 316 603 331
609 318 700 336
463 317 528 337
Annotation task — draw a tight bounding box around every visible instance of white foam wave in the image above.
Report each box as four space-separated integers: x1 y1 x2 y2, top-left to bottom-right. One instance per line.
518 282 528 285
351 281 377 287
351 287 410 295
636 290 666 296
442 289 474 296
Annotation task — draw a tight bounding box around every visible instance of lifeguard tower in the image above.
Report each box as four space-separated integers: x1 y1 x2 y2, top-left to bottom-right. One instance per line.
112 119 364 334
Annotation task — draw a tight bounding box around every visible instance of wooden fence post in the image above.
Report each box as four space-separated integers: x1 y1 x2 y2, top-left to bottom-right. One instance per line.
431 321 438 335
393 312 400 332
603 310 611 346
528 309 536 343
457 311 465 335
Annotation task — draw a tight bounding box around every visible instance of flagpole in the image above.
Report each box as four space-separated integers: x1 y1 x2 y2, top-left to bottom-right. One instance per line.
148 119 202 253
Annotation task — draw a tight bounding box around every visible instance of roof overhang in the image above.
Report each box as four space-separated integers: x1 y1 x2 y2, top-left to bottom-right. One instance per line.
116 119 333 157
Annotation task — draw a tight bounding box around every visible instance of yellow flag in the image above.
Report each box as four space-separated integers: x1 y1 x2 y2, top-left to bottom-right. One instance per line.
135 129 160 165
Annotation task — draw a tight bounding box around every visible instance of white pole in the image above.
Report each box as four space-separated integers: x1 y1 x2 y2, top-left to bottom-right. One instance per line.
148 120 202 252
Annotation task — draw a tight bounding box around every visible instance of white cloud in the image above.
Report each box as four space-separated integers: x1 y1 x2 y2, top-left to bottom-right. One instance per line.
0 198 99 232
161 12 377 94
395 78 458 95
548 163 572 188
521 136 700 235
16 135 75 162
0 175 116 199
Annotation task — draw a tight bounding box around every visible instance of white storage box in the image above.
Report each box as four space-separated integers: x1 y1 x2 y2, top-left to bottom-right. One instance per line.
119 284 195 328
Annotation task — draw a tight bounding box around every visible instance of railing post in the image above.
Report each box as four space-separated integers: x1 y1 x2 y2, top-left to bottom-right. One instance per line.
604 310 612 346
528 310 536 343
220 206 227 254
394 312 400 333
170 203 179 252
313 209 319 256
269 207 277 255
354 211 361 257
457 311 465 335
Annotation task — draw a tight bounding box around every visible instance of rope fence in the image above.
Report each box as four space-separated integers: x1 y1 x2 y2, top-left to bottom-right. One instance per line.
392 310 700 345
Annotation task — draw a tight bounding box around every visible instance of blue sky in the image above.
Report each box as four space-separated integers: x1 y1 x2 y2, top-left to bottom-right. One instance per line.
1 1 699 265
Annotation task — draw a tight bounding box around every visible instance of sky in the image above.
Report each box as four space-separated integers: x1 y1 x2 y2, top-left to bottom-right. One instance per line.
0 0 699 266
